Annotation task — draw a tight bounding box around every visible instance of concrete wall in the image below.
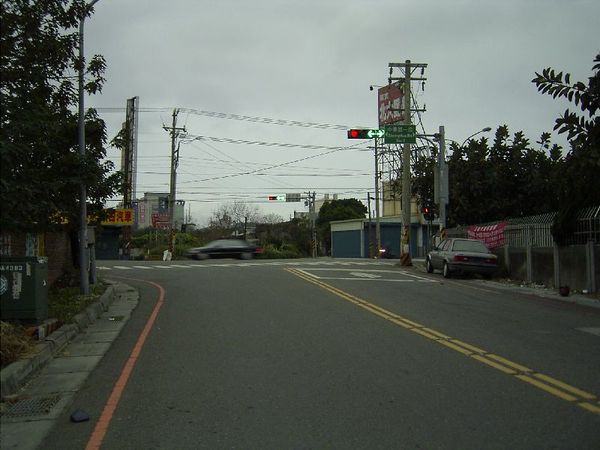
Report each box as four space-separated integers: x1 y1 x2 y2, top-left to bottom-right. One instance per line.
499 244 599 292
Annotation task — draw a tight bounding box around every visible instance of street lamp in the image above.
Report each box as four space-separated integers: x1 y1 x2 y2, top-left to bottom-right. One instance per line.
460 127 492 148
78 0 101 295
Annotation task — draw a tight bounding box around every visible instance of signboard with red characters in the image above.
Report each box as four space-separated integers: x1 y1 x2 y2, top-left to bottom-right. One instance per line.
102 209 134 226
151 213 170 229
378 84 404 127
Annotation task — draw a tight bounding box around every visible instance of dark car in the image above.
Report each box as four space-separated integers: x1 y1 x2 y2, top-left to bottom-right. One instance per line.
426 238 497 279
186 239 262 260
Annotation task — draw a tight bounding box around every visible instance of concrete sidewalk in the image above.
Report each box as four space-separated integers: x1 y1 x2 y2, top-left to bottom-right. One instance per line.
0 281 138 450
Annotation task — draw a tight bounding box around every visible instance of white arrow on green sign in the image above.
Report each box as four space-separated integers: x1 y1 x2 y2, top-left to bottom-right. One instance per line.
367 129 385 139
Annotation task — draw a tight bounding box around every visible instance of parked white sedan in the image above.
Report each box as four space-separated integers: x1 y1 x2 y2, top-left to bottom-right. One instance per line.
426 238 498 279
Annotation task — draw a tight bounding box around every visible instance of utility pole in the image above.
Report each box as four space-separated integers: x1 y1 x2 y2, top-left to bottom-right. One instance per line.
389 60 427 266
163 109 186 254
437 125 448 230
311 191 317 258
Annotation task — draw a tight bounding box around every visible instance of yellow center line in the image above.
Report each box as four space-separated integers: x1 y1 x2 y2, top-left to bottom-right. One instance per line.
285 268 600 416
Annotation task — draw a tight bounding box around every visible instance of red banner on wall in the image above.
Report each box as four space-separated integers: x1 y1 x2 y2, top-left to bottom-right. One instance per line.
468 222 507 249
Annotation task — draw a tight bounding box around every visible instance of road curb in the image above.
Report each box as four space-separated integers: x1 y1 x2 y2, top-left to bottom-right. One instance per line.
407 259 600 310
0 281 118 400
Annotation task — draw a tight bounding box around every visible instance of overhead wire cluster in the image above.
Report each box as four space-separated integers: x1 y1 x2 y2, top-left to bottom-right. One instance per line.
99 106 375 206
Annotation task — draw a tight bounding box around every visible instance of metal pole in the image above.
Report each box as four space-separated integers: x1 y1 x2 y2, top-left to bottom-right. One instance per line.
438 125 448 229
374 138 381 256
311 192 317 258
367 193 373 258
78 7 89 295
400 60 412 266
77 0 101 294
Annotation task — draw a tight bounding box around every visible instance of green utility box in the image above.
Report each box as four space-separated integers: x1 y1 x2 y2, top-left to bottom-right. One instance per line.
0 257 49 323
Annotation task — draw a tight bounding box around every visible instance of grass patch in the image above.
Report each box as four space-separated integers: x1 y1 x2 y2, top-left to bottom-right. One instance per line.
48 282 106 325
0 321 34 368
1 281 107 368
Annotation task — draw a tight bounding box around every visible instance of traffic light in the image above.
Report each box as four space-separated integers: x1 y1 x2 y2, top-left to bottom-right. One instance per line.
347 129 385 139
268 195 285 201
421 205 435 222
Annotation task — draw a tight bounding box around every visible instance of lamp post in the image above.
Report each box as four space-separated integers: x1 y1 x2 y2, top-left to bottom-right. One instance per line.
418 126 491 230
460 127 492 148
78 0 101 295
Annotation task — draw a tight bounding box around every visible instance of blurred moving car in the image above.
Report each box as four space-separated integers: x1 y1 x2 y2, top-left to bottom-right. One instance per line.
186 239 262 260
426 238 497 279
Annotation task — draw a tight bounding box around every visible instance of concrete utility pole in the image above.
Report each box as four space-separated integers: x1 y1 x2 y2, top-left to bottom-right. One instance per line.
388 60 427 266
163 109 186 253
401 61 412 266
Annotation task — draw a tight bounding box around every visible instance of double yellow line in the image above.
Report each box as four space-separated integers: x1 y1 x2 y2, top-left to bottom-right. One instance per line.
286 268 600 415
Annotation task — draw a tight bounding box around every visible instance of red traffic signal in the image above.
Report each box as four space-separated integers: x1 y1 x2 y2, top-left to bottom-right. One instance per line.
347 129 369 139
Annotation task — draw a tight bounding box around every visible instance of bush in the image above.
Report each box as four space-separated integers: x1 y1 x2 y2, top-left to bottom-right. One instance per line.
48 281 106 325
259 243 302 259
0 321 34 368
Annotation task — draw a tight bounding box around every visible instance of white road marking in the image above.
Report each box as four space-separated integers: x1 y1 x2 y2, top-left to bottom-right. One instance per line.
577 328 600 337
349 272 382 279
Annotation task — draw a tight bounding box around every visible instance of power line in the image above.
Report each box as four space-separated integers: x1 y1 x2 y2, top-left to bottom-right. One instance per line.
93 106 358 130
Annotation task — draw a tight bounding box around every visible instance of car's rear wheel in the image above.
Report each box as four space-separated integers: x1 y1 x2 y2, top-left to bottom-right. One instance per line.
426 258 434 273
443 262 451 278
240 252 253 260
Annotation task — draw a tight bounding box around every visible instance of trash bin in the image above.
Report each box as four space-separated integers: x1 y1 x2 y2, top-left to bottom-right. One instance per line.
0 257 49 323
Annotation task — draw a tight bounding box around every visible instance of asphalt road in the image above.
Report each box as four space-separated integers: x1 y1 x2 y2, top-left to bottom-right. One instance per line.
41 259 600 449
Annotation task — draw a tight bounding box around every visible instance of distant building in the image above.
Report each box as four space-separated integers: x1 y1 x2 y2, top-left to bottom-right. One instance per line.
135 192 185 230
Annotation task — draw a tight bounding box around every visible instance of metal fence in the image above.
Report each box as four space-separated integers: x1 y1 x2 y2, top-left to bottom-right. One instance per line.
447 206 600 248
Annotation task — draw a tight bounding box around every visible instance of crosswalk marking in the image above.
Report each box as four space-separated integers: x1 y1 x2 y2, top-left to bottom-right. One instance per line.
97 260 398 271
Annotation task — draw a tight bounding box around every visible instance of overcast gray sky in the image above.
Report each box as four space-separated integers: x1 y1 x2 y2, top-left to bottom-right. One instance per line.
85 0 600 225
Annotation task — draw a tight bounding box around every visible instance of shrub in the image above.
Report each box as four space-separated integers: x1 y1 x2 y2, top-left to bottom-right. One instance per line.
0 321 34 368
259 243 302 259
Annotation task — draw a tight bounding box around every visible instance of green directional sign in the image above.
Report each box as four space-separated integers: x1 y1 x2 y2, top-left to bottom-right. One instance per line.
384 124 417 144
367 129 385 138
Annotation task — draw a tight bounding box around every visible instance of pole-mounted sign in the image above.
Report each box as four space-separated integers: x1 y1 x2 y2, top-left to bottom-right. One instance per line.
384 124 417 144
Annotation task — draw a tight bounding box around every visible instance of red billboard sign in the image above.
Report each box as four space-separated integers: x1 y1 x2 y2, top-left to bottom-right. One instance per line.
378 84 404 127
151 213 170 229
468 222 507 249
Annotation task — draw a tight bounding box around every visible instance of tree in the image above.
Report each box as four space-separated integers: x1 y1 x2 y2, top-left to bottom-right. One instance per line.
208 201 261 230
411 149 436 211
316 199 367 253
446 126 562 226
0 1 121 232
532 53 600 243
